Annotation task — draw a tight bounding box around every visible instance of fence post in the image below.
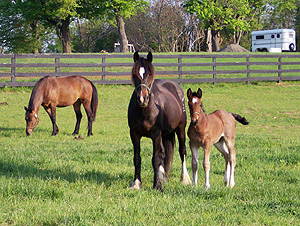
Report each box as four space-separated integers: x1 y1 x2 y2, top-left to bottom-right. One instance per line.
55 56 60 77
178 55 182 85
247 55 250 85
102 56 106 81
11 54 16 87
278 56 282 83
212 57 216 84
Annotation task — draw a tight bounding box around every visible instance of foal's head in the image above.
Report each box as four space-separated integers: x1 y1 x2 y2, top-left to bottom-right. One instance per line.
131 51 155 108
24 107 39 136
187 88 203 125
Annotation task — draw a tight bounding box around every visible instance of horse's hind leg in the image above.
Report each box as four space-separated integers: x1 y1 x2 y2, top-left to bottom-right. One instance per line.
214 139 230 187
72 100 82 135
44 106 59 136
162 132 175 179
226 139 236 188
175 126 191 185
82 99 93 136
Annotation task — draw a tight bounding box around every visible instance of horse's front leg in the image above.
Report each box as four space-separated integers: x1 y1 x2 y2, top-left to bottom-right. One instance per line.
130 130 142 190
189 141 199 186
152 133 165 191
203 142 211 190
44 106 59 136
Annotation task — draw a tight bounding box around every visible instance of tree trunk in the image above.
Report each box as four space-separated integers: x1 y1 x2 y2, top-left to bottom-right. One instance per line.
56 18 72 53
116 15 128 53
212 30 222 51
31 20 39 54
205 28 212 52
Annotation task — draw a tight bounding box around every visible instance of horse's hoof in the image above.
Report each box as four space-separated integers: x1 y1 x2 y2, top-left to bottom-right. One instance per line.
153 185 164 192
181 174 192 185
130 179 142 190
204 184 211 191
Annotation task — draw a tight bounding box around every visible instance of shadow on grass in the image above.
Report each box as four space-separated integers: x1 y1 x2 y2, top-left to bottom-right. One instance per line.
0 126 51 137
0 159 126 187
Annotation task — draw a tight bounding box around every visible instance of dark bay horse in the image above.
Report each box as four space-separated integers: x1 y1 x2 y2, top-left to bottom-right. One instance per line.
187 88 248 189
128 51 191 191
24 75 98 136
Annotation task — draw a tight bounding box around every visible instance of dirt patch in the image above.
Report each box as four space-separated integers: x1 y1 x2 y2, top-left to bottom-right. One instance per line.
218 44 249 52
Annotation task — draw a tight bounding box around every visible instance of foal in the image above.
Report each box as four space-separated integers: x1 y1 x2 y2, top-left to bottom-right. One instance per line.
187 88 248 189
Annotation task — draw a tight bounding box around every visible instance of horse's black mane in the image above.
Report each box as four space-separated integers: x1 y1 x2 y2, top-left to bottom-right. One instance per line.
27 76 48 111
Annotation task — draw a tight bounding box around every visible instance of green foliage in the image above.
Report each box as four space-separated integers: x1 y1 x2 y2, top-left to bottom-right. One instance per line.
185 0 258 33
0 81 300 225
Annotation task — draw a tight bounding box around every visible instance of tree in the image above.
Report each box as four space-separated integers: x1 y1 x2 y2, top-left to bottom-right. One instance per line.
185 0 260 51
261 0 297 29
95 0 149 52
0 0 48 53
71 18 118 52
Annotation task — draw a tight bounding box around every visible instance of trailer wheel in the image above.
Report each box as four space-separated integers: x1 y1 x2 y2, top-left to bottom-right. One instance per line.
289 43 295 51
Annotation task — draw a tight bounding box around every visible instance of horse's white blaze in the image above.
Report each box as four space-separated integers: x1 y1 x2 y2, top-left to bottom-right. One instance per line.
139 67 145 79
158 165 165 180
192 98 198 104
34 113 38 118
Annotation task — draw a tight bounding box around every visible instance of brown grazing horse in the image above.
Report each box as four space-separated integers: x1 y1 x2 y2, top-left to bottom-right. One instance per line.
24 75 98 136
187 88 248 189
128 51 191 191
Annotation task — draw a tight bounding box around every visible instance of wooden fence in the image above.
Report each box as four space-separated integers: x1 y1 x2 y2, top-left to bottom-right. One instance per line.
1 53 300 87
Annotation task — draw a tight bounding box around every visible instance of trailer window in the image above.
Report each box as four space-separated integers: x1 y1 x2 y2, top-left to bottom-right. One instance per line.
256 35 264 40
289 33 294 38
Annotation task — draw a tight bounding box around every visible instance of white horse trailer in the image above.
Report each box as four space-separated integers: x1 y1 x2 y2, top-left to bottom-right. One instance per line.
251 29 296 52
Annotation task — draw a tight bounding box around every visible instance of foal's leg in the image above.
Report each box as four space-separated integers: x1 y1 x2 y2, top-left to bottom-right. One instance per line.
82 99 93 136
203 143 211 190
44 106 59 136
214 139 230 187
189 141 199 186
130 130 142 190
175 126 191 185
72 100 82 135
225 139 236 188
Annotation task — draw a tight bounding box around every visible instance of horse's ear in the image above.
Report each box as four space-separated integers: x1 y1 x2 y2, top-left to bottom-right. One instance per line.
197 88 202 98
133 51 139 62
187 88 192 99
147 51 153 62
24 106 28 111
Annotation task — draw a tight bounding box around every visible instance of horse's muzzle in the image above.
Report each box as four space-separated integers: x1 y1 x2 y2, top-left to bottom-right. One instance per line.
26 129 33 136
137 95 149 108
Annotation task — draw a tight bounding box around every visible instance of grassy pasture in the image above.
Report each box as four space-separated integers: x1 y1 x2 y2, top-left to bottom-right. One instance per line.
0 80 300 225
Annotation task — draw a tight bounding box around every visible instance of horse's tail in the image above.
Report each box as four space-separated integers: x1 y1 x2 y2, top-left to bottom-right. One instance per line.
231 113 249 125
90 81 98 121
162 132 175 177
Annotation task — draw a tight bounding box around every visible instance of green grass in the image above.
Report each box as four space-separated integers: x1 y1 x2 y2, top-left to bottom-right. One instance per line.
0 81 300 225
